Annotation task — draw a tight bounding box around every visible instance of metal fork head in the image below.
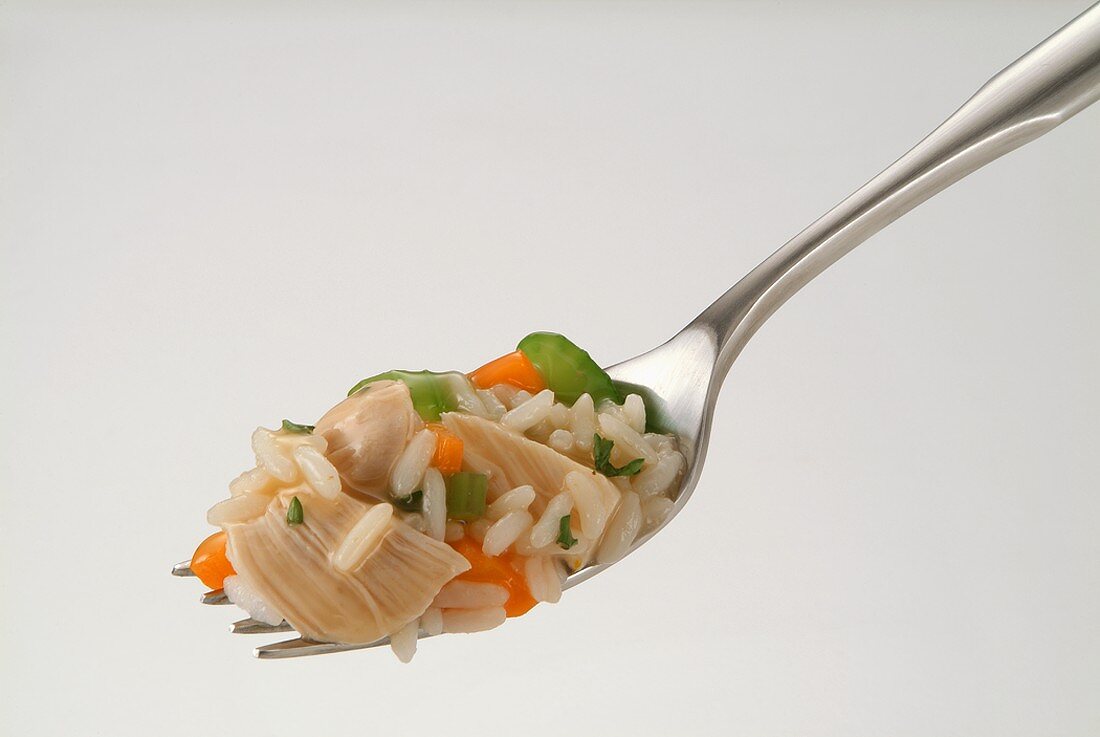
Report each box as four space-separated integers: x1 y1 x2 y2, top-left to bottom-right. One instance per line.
178 331 723 658
564 325 721 590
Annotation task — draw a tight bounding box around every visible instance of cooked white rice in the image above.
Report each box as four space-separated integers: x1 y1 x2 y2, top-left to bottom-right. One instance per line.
223 575 285 626
432 580 509 609
333 503 394 572
486 485 536 520
444 520 465 542
213 380 685 663
207 491 274 526
293 445 341 499
482 510 533 557
421 468 447 541
596 491 642 564
252 427 297 483
441 607 507 634
501 389 555 433
389 619 419 663
420 607 444 636
390 428 436 500
529 490 574 548
229 467 275 497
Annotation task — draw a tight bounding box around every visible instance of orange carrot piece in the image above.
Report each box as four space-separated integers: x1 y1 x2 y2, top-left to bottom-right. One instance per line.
191 530 235 590
449 535 538 617
469 351 547 393
427 423 464 475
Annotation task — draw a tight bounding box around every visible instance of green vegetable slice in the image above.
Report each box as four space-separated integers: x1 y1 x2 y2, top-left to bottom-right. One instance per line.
286 496 304 525
347 370 470 422
557 515 578 549
593 433 645 477
281 419 315 434
517 332 622 406
445 472 488 521
393 490 423 512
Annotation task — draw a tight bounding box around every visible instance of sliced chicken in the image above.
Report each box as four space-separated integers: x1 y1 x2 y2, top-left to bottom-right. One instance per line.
441 411 621 538
224 489 469 644
315 380 421 500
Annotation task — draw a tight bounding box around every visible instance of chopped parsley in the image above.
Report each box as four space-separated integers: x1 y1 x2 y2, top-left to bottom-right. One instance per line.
592 433 644 477
557 515 578 549
281 419 315 434
286 496 304 525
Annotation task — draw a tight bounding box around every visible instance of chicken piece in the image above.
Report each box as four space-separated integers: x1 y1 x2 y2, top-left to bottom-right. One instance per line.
314 380 421 500
441 412 621 549
224 489 470 644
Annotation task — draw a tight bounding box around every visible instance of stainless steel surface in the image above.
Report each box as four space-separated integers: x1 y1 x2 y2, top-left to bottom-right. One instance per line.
254 636 391 660
171 561 194 577
230 618 294 635
176 2 1100 658
199 589 229 606
567 0 1100 590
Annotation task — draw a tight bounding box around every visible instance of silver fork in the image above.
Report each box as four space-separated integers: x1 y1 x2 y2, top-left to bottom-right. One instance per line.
177 2 1100 659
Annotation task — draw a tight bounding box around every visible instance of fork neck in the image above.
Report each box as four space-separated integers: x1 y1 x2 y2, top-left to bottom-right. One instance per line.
688 1 1100 384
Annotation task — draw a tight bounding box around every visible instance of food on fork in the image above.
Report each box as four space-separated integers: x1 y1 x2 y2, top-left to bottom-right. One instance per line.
183 333 684 660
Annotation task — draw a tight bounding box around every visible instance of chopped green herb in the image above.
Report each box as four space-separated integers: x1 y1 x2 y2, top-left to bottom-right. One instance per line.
281 419 315 434
393 490 423 512
446 472 488 521
286 496 304 525
557 515 578 549
592 433 645 477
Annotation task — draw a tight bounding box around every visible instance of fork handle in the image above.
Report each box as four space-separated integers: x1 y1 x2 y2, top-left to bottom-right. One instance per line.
694 1 1100 378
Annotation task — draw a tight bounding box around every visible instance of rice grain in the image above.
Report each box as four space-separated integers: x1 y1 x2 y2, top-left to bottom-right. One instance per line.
442 607 507 633
501 389 555 433
389 619 419 663
420 607 444 636
467 518 490 543
570 394 596 452
229 467 275 497
432 580 509 609
476 389 507 421
486 485 536 520
641 495 675 531
565 471 611 539
597 414 658 465
547 429 574 453
223 575 285 626
333 503 394 572
633 449 685 498
207 492 273 526
421 467 447 541
293 445 341 499
596 491 642 564
529 491 574 548
252 427 297 482
390 428 436 500
482 510 533 557
444 521 465 542
622 394 647 435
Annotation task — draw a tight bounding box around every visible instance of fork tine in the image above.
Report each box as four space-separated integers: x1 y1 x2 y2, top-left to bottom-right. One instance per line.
231 618 293 635
172 560 195 577
254 635 391 659
200 588 230 605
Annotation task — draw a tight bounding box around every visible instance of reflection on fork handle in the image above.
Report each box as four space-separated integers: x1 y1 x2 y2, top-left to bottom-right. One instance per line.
693 1 1100 382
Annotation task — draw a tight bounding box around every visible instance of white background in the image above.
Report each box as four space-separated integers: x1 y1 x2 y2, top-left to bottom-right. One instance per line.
2 2 1098 735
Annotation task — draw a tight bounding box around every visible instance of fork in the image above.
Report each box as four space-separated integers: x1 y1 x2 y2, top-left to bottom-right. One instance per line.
176 2 1100 659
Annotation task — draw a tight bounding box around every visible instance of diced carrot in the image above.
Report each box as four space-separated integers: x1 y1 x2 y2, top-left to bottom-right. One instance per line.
449 535 538 617
191 530 236 590
426 423 464 475
469 351 547 393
